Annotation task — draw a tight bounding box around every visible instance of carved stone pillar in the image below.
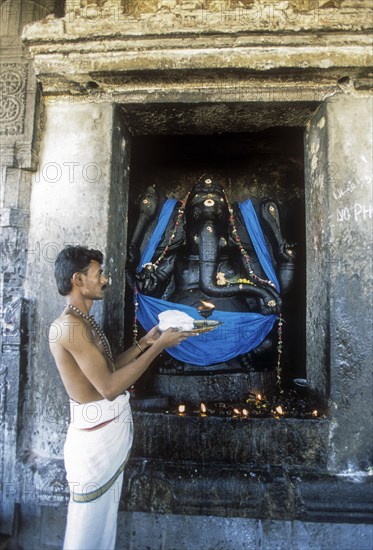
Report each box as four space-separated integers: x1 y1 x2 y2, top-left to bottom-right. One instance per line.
0 0 53 534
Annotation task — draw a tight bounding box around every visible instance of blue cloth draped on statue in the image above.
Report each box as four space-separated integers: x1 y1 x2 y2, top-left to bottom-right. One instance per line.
136 199 178 272
136 198 279 366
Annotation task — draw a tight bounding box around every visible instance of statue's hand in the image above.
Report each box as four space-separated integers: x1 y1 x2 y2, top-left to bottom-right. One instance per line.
135 266 160 295
138 186 158 219
257 289 282 315
127 243 138 266
279 241 297 262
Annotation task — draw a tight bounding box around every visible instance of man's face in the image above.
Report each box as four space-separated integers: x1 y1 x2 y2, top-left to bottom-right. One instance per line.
80 260 108 300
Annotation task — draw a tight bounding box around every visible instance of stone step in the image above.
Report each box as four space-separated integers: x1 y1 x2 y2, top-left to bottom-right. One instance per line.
146 371 276 402
122 459 373 524
131 412 329 468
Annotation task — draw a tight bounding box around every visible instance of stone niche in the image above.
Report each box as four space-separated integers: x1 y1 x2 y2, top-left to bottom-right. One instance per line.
15 1 373 541
125 120 307 401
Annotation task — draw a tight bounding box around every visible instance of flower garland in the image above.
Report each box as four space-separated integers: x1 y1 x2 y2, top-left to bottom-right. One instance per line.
216 272 256 287
276 314 284 393
143 191 191 271
222 189 276 290
132 284 139 347
130 285 141 393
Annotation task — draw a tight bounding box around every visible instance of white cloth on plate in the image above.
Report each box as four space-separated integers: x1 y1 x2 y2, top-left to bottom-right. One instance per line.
158 309 195 331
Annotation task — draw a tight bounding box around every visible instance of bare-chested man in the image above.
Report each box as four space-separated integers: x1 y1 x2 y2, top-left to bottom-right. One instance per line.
49 245 194 550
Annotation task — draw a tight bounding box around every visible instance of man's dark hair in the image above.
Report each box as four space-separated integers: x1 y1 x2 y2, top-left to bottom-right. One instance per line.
54 246 104 296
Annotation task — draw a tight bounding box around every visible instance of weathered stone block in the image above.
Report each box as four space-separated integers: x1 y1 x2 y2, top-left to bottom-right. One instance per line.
131 412 329 467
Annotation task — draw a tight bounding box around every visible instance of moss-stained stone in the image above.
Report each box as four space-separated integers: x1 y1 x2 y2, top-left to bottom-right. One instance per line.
22 0 372 100
60 0 372 33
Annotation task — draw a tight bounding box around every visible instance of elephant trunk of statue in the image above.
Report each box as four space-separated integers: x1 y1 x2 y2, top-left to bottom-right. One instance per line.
198 222 281 315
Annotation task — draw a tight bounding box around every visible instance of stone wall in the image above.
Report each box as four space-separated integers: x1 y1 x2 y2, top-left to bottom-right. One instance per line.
21 101 116 458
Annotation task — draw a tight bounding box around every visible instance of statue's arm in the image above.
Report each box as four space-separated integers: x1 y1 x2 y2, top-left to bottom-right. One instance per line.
128 186 160 267
260 200 296 295
135 254 176 297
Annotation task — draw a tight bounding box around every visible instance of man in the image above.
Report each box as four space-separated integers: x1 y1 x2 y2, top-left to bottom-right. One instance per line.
49 245 194 550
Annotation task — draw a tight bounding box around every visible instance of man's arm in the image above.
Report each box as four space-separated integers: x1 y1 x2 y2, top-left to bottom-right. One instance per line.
114 326 160 370
56 318 193 400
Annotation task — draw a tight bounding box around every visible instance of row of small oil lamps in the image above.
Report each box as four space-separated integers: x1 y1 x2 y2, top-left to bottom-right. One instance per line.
177 394 318 419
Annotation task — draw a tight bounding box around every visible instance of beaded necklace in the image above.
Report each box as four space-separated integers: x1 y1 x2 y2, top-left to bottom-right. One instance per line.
65 304 114 368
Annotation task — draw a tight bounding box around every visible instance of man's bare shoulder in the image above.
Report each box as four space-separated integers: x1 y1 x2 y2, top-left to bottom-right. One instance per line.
49 311 90 351
50 310 85 331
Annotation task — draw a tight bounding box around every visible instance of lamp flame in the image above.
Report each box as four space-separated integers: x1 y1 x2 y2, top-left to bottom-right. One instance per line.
200 403 207 414
178 404 186 414
256 393 262 401
233 408 241 416
199 300 215 310
275 405 284 415
312 409 318 417
242 409 249 417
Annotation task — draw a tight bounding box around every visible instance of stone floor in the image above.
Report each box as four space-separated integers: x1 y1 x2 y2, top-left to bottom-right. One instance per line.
5 507 373 550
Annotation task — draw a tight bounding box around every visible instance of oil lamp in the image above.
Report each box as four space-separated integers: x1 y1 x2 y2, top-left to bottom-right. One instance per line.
197 300 215 323
200 403 207 417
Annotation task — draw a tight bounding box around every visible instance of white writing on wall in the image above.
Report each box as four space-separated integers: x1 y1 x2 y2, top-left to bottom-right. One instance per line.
336 203 373 223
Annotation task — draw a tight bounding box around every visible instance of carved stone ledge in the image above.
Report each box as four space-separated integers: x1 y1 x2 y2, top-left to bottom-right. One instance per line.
22 25 373 100
19 0 373 102
59 0 372 33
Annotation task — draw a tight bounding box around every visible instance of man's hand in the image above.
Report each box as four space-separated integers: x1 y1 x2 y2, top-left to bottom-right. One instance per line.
139 326 161 348
157 327 197 349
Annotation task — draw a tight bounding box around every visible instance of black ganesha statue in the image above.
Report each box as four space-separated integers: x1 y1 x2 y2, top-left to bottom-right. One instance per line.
127 177 296 372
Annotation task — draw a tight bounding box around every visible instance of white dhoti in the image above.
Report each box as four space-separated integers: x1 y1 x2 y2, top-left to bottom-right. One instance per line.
63 393 133 550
